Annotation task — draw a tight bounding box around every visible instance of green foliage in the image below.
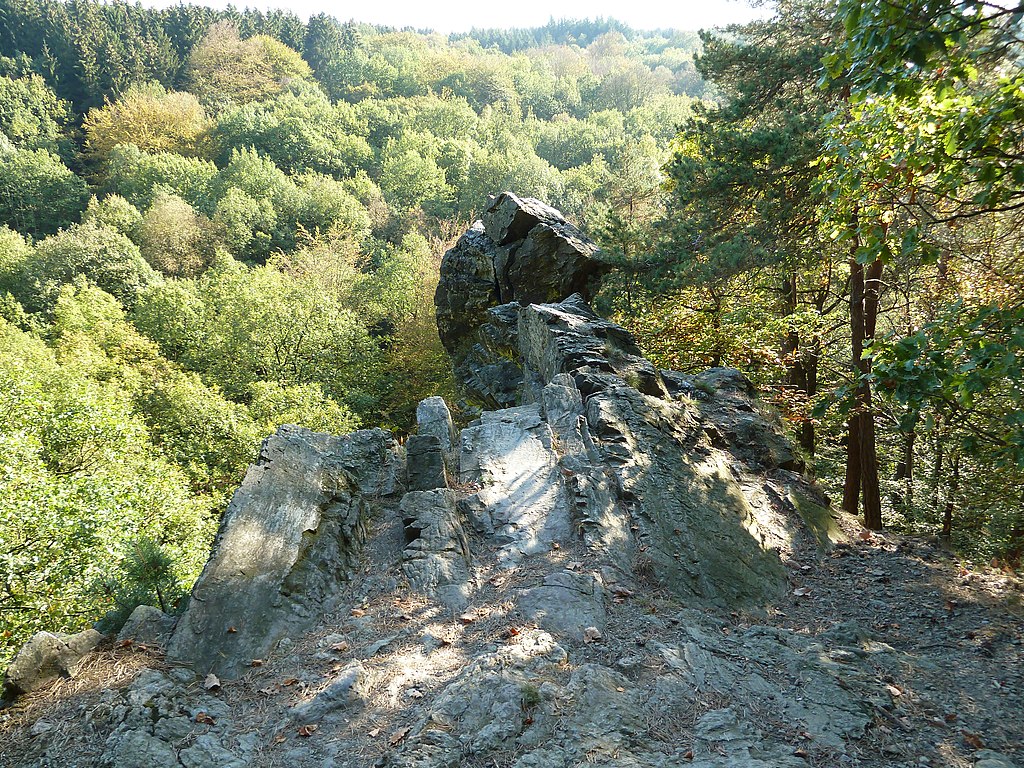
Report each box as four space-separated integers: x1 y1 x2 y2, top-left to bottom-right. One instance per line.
0 73 74 157
212 89 372 176
96 537 185 631
0 140 89 238
102 144 218 211
0 316 215 664
135 369 260 494
83 81 213 163
82 194 143 237
870 303 1024 467
18 222 156 314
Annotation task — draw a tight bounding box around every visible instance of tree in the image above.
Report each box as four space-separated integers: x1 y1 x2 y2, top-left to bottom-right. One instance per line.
101 144 218 211
83 81 212 163
211 89 373 177
660 2 843 459
81 193 142 237
20 222 156 314
186 20 313 106
0 138 88 240
0 73 74 157
136 191 220 277
820 0 1024 539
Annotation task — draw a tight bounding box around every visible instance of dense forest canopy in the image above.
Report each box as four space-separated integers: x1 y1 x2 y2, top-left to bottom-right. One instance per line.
0 0 1021 667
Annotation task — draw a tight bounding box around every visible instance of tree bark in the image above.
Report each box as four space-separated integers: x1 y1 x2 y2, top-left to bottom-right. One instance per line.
843 259 865 516
843 253 884 529
781 271 817 455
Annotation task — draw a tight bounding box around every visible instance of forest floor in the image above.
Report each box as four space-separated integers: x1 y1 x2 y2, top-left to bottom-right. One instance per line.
762 515 1024 767
1 507 1022 768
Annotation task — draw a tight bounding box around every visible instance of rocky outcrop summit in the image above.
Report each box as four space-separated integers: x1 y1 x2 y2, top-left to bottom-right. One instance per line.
5 194 1021 768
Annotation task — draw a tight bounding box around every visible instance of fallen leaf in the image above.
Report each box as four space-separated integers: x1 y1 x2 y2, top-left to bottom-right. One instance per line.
330 641 350 653
582 626 602 644
858 528 873 541
350 608 366 618
962 731 984 749
250 659 263 667
683 750 694 760
281 677 299 686
195 711 215 725
506 626 520 638
273 733 286 744
368 727 381 738
203 673 221 691
792 587 812 597
118 639 133 649
886 684 903 697
389 726 410 746
297 724 318 737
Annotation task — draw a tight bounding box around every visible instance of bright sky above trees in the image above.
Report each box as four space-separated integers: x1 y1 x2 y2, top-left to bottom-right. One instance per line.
139 0 772 32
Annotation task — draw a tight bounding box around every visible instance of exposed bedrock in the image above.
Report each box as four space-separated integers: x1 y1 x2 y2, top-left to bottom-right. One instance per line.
165 426 403 679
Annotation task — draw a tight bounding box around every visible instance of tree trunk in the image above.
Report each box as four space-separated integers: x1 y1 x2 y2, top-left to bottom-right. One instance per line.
781 271 816 455
843 253 884 529
902 428 916 514
843 260 866 516
941 452 960 540
860 258 884 530
931 429 944 512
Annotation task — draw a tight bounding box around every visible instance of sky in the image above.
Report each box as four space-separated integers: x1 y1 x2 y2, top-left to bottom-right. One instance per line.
141 0 775 34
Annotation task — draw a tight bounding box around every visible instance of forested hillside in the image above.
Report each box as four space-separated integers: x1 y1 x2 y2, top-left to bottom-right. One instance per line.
0 0 698 662
0 0 1021 672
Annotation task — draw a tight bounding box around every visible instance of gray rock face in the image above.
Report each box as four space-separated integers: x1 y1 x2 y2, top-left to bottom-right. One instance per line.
435 191 608 407
4 628 103 695
401 489 471 606
517 571 606 640
100 669 250 768
166 426 373 679
117 605 175 648
416 396 457 454
405 433 448 492
287 661 366 725
385 612 882 768
459 405 572 564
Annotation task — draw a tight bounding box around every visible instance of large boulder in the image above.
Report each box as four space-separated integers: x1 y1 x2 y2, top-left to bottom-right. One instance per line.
4 628 103 695
165 426 384 679
435 192 608 407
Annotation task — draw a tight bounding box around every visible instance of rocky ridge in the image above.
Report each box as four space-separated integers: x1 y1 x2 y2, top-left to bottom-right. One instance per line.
1 193 1021 768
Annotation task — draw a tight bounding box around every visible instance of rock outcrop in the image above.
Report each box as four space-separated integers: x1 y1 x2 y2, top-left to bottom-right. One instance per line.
435 191 609 408
16 194 981 768
4 628 102 695
166 426 402 679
